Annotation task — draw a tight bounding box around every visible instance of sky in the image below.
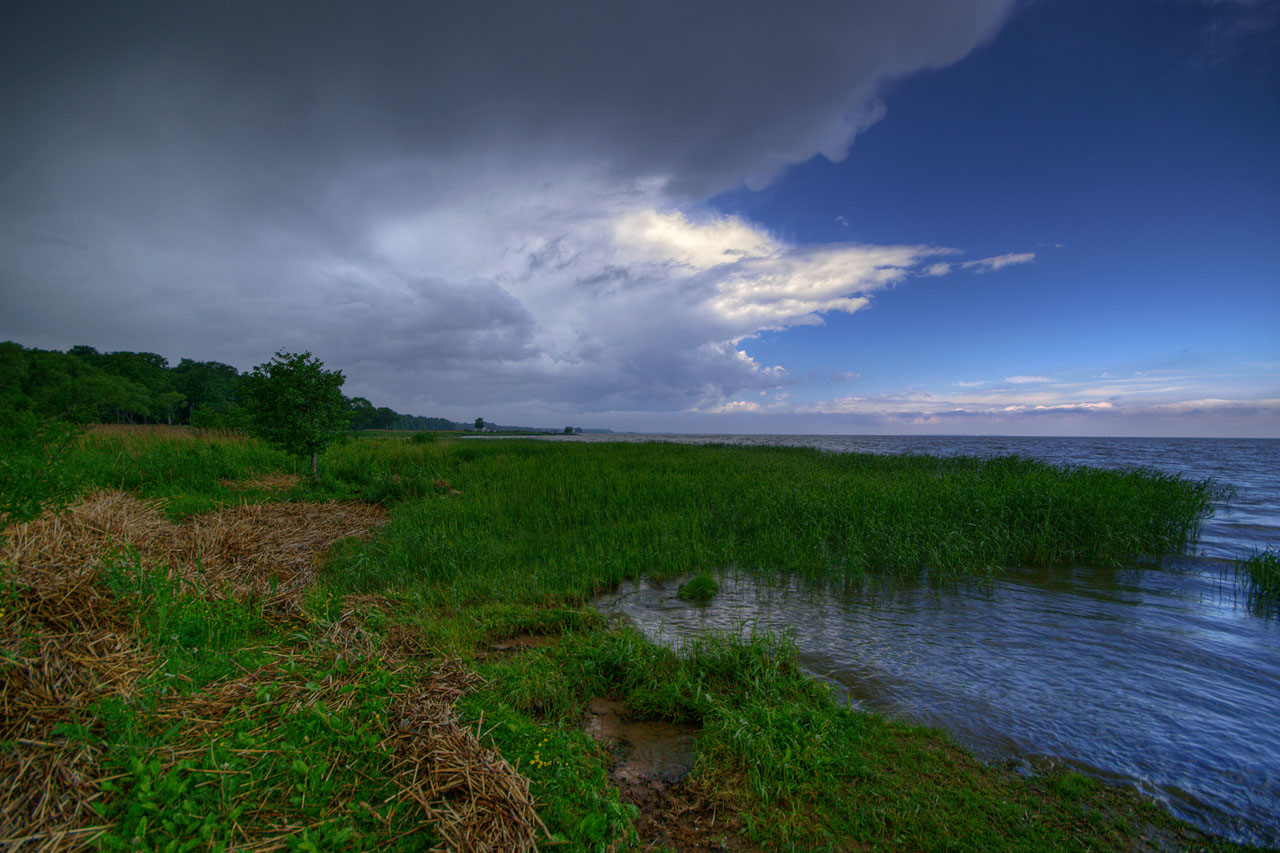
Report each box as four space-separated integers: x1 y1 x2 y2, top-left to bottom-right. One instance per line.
2 0 1277 436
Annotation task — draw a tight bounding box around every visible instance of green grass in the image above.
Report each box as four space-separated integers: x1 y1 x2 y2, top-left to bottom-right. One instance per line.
1240 548 1280 608
677 573 720 602
10 429 1245 851
319 439 1217 603
463 626 1229 851
69 429 312 518
72 556 430 852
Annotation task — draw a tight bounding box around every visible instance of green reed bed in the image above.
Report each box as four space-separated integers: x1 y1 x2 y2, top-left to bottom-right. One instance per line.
321 439 1217 603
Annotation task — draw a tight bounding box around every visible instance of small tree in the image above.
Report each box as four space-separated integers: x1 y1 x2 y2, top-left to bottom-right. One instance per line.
563 425 574 434
244 350 350 479
474 417 485 431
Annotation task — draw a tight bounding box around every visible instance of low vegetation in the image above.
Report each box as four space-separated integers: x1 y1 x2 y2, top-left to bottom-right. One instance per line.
677 574 720 602
1 426 1247 851
1240 549 1280 609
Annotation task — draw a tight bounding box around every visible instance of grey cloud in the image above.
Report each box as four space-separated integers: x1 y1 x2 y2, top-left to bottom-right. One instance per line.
0 0 1019 418
2 0 1017 195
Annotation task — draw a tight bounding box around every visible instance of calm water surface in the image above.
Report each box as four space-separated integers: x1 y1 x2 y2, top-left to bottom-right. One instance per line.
582 435 1280 845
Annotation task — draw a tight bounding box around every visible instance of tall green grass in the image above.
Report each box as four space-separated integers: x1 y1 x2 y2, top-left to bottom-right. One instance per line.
67 430 306 516
320 440 1218 604
1240 548 1280 608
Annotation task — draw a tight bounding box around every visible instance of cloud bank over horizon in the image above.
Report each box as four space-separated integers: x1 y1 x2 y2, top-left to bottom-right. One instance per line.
2 0 1275 435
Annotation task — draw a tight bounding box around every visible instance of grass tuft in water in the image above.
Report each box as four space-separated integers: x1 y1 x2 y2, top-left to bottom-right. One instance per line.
1239 548 1280 607
677 573 720 602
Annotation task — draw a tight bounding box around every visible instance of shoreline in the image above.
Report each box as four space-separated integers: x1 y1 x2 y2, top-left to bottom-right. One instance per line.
2 428 1269 850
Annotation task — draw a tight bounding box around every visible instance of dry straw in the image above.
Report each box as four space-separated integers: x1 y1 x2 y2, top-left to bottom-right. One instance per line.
1 603 147 850
1 490 389 617
221 473 304 493
0 491 420 850
2 491 546 851
381 659 545 853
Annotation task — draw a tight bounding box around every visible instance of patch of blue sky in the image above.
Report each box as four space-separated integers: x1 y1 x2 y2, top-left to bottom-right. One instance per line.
705 0 1278 431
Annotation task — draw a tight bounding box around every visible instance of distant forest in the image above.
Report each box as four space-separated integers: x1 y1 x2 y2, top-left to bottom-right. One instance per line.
0 341 464 431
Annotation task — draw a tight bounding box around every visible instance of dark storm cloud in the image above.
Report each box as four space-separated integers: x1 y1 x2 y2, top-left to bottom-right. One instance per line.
3 0 1015 190
0 0 1017 418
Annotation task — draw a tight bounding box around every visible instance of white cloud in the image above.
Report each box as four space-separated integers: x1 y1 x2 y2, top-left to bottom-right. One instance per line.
705 400 764 414
709 242 943 330
791 367 1280 431
613 209 780 270
325 197 975 413
961 252 1036 273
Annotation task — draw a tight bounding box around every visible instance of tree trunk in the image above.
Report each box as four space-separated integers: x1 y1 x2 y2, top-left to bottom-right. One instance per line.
311 452 318 480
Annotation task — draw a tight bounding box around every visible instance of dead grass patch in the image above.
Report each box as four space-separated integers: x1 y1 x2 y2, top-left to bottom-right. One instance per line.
1 490 388 616
382 659 544 853
1 598 152 850
86 424 196 439
1 493 545 851
84 424 251 443
0 492 387 848
220 473 303 493
1 491 177 585
136 654 544 852
178 500 388 615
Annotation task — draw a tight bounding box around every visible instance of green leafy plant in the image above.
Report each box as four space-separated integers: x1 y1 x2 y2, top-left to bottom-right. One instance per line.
243 351 350 479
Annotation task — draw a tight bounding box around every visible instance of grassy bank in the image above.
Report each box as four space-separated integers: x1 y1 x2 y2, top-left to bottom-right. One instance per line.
2 428 1248 851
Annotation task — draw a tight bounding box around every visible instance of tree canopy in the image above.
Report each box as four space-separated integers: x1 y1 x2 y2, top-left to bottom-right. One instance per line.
0 341 467 433
243 351 350 477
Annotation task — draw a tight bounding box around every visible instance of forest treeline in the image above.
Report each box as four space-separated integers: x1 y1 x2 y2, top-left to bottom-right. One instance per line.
0 341 461 431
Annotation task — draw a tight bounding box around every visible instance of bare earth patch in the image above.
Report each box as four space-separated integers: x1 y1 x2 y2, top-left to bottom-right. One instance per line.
583 697 756 851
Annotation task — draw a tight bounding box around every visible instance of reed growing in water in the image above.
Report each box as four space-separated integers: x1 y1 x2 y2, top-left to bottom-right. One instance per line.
319 439 1218 603
1241 548 1280 606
